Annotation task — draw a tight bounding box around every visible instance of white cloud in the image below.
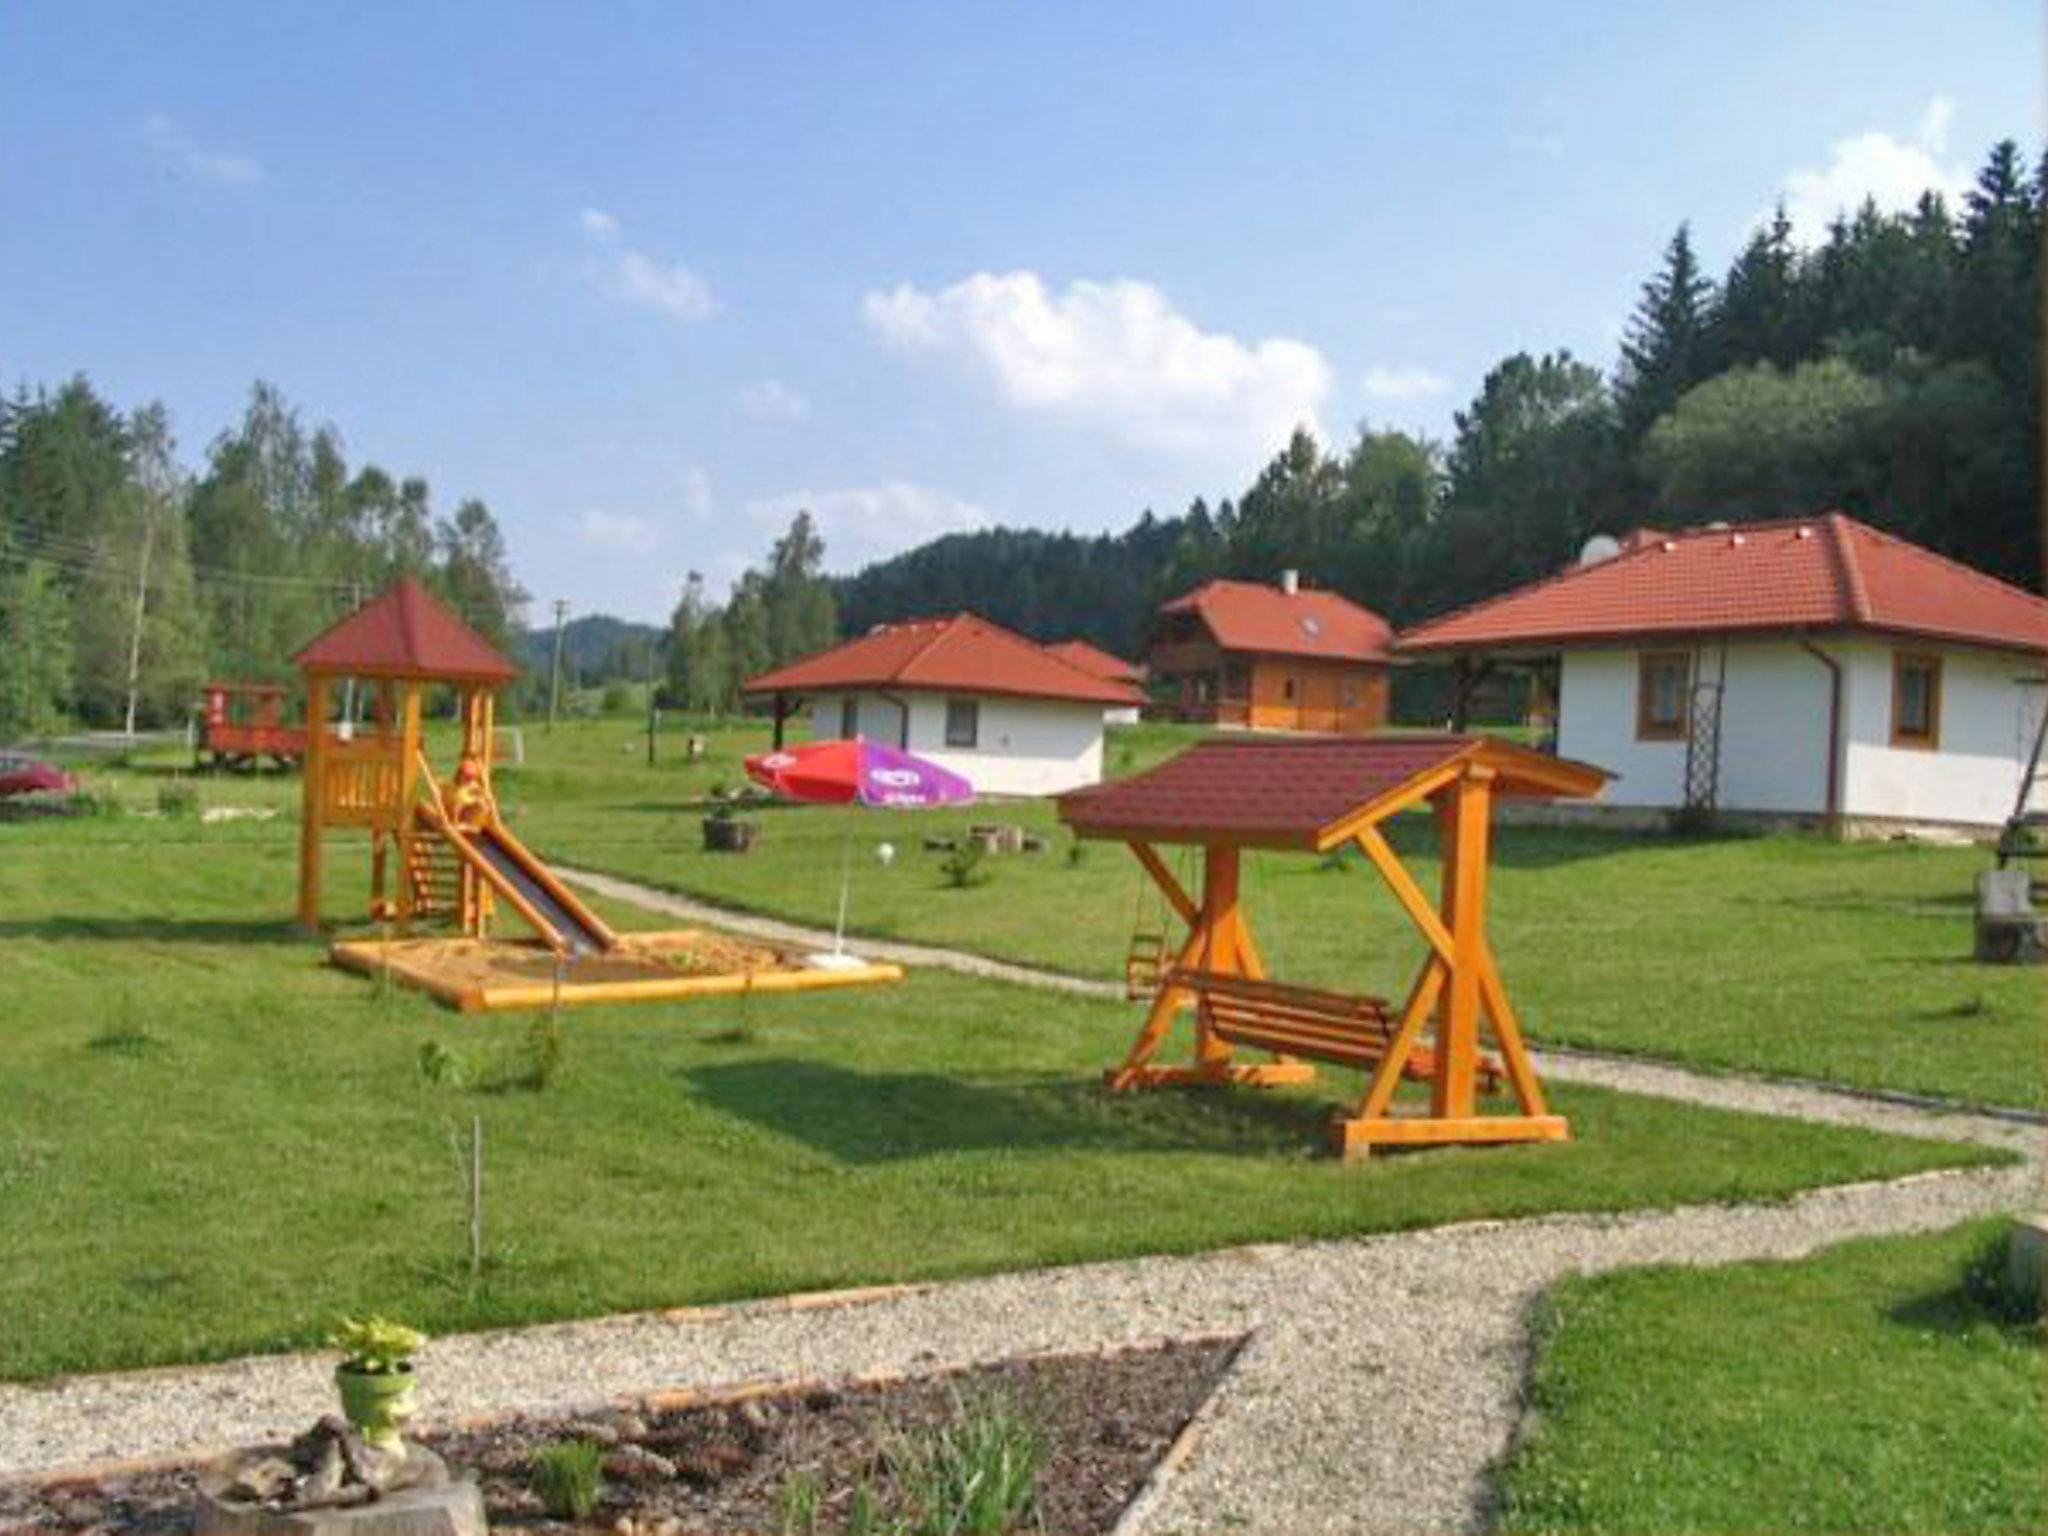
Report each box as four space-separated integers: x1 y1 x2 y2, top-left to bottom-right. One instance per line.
861 270 1329 472
1771 96 1969 245
578 210 717 322
1360 366 1449 401
744 481 995 571
683 465 714 519
738 378 810 421
141 114 261 187
577 510 662 552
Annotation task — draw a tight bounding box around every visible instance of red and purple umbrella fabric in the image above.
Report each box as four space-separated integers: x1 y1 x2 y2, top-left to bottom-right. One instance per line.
744 737 974 808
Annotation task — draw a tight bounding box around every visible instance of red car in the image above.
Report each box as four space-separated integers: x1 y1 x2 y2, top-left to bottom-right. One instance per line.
0 753 75 799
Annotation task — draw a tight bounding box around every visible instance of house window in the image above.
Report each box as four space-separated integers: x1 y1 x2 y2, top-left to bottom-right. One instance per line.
1223 661 1250 699
1282 675 1298 703
944 697 980 749
838 697 859 739
1636 651 1691 741
1892 652 1942 748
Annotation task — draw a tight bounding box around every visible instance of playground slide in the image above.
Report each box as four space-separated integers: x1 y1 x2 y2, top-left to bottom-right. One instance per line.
424 806 616 955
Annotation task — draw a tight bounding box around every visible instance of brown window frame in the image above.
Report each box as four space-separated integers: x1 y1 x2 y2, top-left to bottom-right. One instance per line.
1636 650 1691 741
1890 651 1942 749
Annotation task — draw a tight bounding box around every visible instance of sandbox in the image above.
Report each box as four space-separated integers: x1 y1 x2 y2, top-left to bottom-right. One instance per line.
329 929 901 1013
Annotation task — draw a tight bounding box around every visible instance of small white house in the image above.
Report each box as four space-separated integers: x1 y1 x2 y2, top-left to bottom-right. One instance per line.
1397 514 2048 832
744 613 1145 797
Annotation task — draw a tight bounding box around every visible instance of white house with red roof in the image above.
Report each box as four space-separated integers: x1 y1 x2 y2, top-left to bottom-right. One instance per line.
1397 514 2048 831
1147 571 1395 733
743 614 1146 796
1045 639 1147 723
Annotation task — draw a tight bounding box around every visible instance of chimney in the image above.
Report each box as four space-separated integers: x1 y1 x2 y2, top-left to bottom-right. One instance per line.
1280 568 1300 595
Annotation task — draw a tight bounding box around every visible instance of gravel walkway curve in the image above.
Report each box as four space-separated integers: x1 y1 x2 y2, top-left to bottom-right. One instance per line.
3 871 2039 1533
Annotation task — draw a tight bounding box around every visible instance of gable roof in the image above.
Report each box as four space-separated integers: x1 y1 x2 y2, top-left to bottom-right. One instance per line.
1158 579 1395 662
1045 639 1147 685
743 613 1146 706
1396 513 2048 657
1058 734 1609 852
293 578 520 683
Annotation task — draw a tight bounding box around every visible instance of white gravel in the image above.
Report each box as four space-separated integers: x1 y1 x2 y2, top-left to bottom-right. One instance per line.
5 869 2040 1533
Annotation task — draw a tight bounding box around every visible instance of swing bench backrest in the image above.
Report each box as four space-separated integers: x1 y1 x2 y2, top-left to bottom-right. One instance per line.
1170 968 1395 1068
1170 967 1505 1089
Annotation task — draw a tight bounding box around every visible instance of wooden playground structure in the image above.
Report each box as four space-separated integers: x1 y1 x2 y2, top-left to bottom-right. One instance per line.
294 579 899 1011
1058 734 1609 1157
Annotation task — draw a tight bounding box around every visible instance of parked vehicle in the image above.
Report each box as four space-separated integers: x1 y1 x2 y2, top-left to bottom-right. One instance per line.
0 753 75 799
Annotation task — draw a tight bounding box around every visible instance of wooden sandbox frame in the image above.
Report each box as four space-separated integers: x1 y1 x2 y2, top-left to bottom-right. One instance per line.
331 928 902 1014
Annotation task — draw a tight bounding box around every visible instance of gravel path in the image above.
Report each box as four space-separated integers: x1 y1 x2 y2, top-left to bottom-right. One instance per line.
4 871 2039 1532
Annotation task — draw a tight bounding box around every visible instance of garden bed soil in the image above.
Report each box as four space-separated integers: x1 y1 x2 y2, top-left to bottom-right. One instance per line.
1 1336 1238 1536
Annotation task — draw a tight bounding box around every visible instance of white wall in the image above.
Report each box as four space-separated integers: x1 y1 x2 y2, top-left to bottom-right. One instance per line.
1556 637 2047 825
805 689 1108 796
1838 639 2045 826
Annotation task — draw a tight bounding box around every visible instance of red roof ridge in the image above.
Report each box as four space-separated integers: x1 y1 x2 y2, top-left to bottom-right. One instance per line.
1395 529 1679 649
1824 510 1874 624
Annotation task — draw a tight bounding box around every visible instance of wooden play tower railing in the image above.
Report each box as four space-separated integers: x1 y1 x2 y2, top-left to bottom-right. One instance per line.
1058 735 1610 1158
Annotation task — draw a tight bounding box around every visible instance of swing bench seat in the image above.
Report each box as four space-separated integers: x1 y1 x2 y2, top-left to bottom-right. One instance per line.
1169 967 1504 1088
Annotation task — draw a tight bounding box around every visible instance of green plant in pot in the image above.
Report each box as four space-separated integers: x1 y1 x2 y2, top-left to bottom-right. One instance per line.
329 1316 425 1450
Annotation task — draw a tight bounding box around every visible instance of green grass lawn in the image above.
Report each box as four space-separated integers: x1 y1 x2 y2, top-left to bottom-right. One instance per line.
1496 1221 2047 1534
59 717 2048 1110
0 814 2001 1383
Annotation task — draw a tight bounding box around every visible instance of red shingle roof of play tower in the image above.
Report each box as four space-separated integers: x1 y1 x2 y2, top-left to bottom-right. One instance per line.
1395 513 2048 656
293 578 520 683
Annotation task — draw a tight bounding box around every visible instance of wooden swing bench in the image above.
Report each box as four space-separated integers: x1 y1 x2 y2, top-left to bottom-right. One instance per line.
1059 734 1610 1158
1166 967 1503 1088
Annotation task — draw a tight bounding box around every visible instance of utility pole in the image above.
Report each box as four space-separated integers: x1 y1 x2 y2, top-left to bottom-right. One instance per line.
121 508 156 739
546 598 569 732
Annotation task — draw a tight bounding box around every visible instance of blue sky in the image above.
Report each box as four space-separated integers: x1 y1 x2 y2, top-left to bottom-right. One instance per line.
2 1 2039 623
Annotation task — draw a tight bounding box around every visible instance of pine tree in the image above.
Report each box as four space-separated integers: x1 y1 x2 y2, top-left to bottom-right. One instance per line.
1618 224 1717 438
1713 206 1801 370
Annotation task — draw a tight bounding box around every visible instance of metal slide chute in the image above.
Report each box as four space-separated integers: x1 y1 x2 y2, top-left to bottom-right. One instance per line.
415 799 617 955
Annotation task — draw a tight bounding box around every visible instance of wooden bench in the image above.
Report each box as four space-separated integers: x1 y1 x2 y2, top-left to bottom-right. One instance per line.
1168 967 1504 1089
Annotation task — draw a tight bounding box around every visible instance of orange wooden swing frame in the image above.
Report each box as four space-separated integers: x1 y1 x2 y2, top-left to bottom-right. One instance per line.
1078 744 1604 1158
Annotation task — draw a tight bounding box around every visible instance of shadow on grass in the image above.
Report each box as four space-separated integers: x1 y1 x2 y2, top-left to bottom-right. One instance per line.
0 914 304 945
682 1057 1334 1164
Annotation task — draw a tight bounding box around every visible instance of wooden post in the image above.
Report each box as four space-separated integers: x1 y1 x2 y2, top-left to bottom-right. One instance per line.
298 673 330 929
395 681 423 928
1194 844 1242 1067
1435 768 1494 1118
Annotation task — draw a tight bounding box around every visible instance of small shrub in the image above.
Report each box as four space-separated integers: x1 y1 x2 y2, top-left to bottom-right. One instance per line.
939 842 992 890
87 1027 162 1055
329 1315 424 1373
1963 1228 2043 1328
66 788 123 819
531 1438 606 1521
887 1387 1044 1536
418 1040 468 1089
156 782 200 819
1064 839 1088 869
417 1018 564 1094
1317 846 1352 873
600 682 634 716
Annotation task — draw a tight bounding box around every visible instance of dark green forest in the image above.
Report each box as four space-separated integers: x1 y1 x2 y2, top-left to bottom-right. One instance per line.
2 139 2039 735
836 138 2043 660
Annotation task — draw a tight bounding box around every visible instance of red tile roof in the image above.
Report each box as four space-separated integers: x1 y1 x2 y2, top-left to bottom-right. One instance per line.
1159 579 1395 662
293 578 520 683
1396 513 2048 656
1058 735 1609 851
1046 639 1147 685
743 613 1146 706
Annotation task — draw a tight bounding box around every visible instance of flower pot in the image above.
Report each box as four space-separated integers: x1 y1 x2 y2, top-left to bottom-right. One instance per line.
334 1363 417 1450
702 816 759 853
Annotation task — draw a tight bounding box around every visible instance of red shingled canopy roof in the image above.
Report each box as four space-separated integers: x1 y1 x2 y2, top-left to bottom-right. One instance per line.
1396 513 2048 657
1159 579 1395 662
1058 735 1609 851
293 578 520 683
1045 639 1147 685
744 613 1145 706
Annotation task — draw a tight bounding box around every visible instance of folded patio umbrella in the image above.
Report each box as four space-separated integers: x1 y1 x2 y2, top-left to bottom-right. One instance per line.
743 737 975 960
